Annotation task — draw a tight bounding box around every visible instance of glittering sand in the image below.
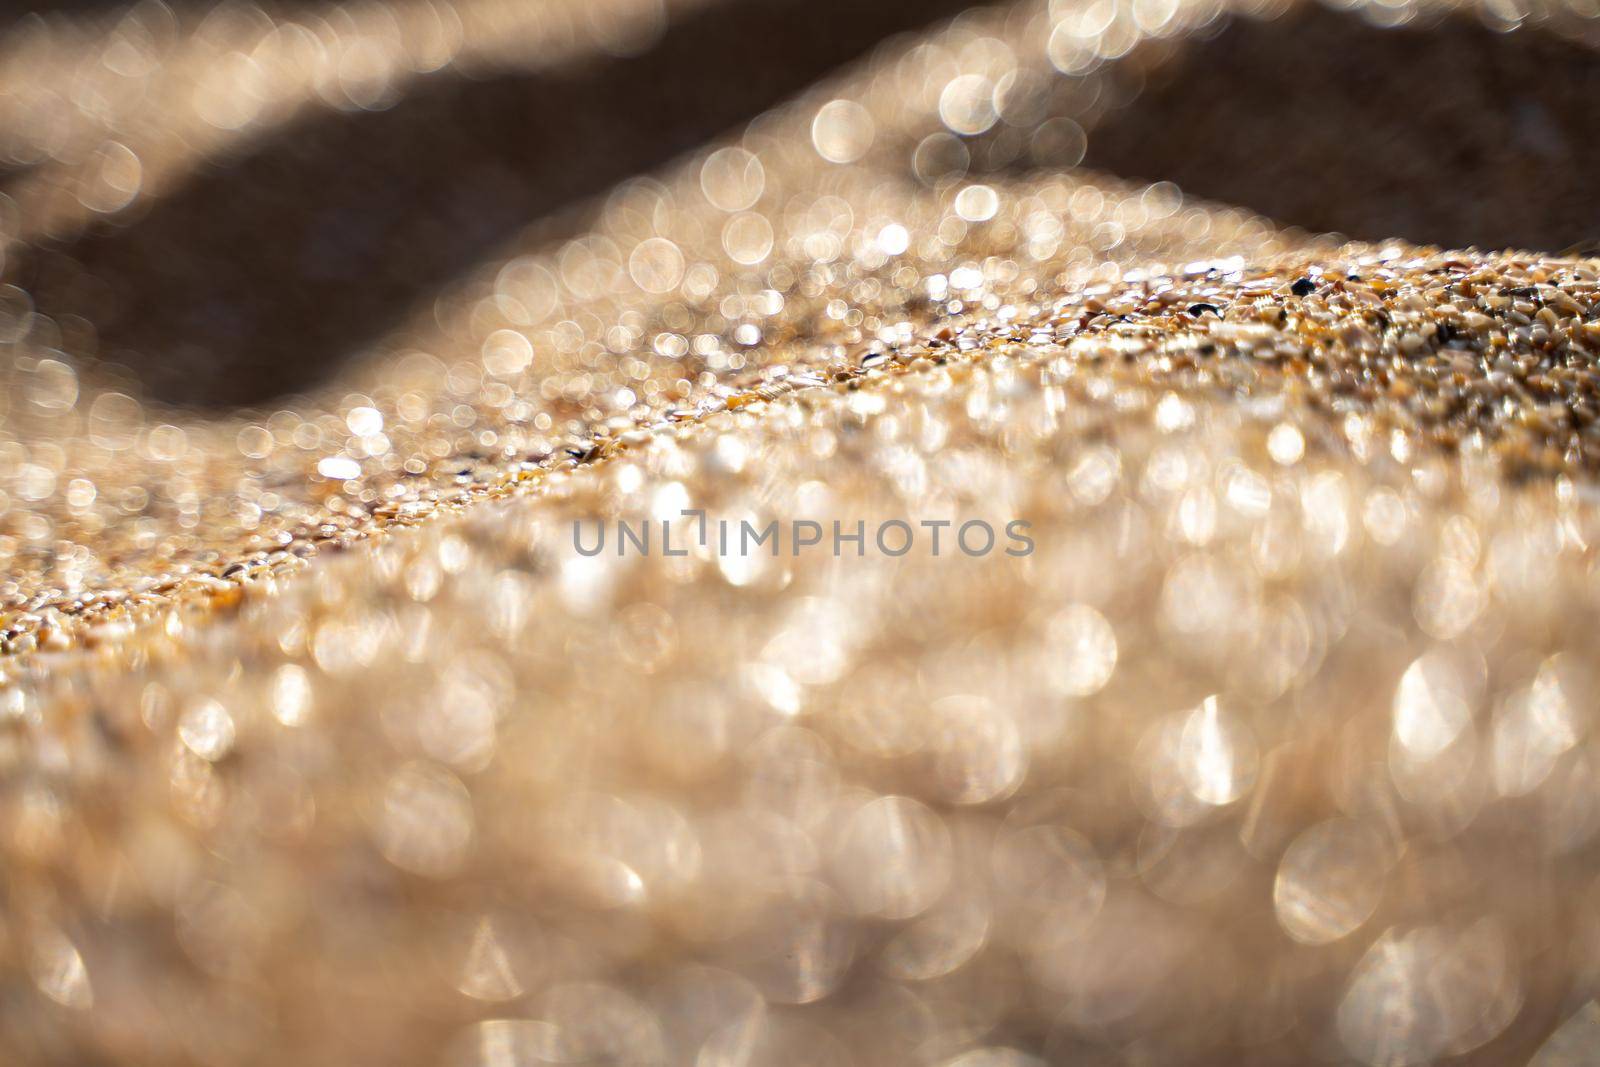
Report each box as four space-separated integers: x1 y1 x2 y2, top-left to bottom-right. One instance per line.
5 0 1600 1063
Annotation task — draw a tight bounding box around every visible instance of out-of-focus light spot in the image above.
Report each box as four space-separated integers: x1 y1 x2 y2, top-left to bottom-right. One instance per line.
30 927 92 1010
271 664 313 727
700 146 765 211
877 223 910 256
178 699 236 762
483 329 534 377
1045 604 1118 697
346 406 383 436
629 237 686 294
832 795 952 919
812 99 874 164
723 211 774 265
1274 819 1391 944
81 142 143 214
317 456 362 481
1177 696 1256 805
1393 651 1473 761
1267 422 1305 465
378 761 473 878
955 184 1000 222
938 74 998 135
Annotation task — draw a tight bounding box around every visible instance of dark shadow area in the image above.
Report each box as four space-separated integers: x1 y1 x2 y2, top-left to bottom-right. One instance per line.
1084 5 1600 254
4 0 996 409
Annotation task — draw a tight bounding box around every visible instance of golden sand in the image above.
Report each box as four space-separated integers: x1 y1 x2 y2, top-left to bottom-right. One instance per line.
4 0 1600 1062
